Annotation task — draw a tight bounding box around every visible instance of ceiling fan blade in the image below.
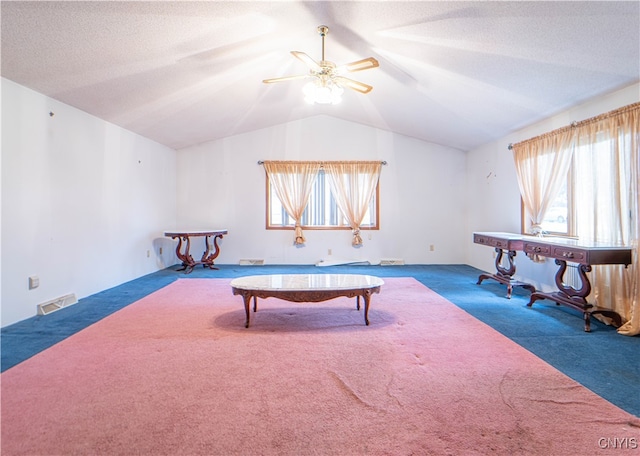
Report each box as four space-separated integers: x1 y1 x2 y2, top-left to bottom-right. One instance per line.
291 51 322 72
342 57 379 73
263 74 309 84
333 76 373 94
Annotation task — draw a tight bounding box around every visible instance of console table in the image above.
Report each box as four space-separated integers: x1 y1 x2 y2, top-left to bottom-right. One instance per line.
230 274 384 328
473 232 536 298
164 230 227 274
523 237 632 332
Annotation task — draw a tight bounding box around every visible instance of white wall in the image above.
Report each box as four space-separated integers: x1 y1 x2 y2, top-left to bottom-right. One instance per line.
466 82 640 291
175 115 468 265
1 78 178 327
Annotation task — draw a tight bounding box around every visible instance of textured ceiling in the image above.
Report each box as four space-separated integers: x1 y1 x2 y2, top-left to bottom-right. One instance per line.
2 1 639 151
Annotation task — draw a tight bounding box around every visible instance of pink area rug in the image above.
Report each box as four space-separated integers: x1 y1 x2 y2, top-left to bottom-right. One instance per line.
2 278 639 455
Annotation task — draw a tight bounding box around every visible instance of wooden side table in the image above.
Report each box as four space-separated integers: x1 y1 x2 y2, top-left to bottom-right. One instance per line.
164 230 228 274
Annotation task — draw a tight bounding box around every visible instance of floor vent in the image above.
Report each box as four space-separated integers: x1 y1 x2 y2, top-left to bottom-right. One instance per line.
239 259 265 266
37 293 78 316
379 259 405 266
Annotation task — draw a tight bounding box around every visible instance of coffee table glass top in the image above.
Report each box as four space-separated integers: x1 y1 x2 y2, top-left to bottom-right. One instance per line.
230 274 384 291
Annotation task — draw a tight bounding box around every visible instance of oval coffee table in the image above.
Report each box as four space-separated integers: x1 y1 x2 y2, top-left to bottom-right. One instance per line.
230 274 384 328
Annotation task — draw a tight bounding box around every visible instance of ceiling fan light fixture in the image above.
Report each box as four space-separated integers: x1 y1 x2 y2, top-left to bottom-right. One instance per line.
264 25 377 104
303 79 343 105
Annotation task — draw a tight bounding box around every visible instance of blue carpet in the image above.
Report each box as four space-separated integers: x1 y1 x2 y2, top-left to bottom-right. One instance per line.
2 264 638 417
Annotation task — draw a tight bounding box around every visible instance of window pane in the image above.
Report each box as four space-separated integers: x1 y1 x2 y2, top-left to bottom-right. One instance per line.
541 180 568 234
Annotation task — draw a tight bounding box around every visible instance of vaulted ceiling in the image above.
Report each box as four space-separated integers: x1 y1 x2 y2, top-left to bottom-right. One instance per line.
2 1 638 151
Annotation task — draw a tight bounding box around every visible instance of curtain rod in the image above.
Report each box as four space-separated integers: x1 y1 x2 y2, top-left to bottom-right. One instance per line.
258 160 387 165
507 121 579 150
507 101 639 150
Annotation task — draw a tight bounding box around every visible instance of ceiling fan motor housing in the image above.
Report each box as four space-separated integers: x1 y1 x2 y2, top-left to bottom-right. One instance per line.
316 60 337 78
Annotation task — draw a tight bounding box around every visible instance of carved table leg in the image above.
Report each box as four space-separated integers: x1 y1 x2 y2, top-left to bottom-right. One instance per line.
173 235 196 273
241 293 253 328
362 290 373 325
201 234 224 270
477 248 535 298
527 260 622 332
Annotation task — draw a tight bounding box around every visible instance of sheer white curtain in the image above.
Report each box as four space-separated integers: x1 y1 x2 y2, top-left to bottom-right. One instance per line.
512 102 639 336
572 104 639 335
512 132 575 236
324 161 382 246
263 161 321 245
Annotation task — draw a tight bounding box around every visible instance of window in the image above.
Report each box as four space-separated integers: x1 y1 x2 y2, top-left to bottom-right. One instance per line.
267 169 379 229
517 102 639 335
521 134 627 238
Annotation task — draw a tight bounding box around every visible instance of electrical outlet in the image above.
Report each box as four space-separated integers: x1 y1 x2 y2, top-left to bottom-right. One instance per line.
29 276 39 289
429 244 435 251
328 249 332 256
146 250 150 258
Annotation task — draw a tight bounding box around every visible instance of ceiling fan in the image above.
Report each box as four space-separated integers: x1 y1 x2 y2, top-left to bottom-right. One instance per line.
263 25 379 104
